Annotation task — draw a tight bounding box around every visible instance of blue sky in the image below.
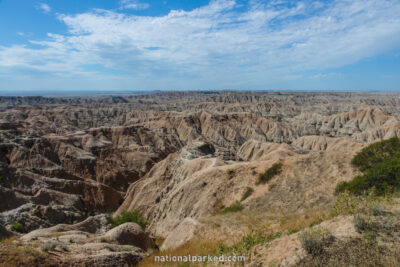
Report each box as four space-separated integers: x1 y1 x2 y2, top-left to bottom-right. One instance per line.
0 0 400 92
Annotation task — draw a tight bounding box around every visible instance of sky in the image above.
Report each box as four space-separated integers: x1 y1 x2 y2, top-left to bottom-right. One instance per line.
0 0 400 93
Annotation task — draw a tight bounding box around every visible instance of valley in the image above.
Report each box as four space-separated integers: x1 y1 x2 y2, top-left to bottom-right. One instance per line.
1 91 400 266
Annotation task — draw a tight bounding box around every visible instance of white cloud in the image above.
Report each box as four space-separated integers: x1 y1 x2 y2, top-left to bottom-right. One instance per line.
38 3 51 13
1 0 400 89
309 73 342 79
119 0 150 10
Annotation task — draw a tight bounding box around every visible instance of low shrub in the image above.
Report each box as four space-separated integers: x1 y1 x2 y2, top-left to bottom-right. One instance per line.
353 215 373 233
10 222 25 233
240 187 254 201
226 169 235 178
222 202 243 214
112 210 149 229
299 229 334 256
40 241 58 252
257 163 282 185
370 203 385 216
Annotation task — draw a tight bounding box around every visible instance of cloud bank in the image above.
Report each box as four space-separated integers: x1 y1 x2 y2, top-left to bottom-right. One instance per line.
1 0 400 90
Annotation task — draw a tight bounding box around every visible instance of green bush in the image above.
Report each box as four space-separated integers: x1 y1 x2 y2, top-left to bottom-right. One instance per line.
336 137 400 196
257 162 282 185
351 137 400 172
222 202 243 214
112 210 149 229
240 187 254 201
10 222 25 233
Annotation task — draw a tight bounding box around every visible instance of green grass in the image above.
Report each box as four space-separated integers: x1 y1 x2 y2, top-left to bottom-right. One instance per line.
112 210 149 229
222 202 244 214
288 228 302 235
257 163 282 185
10 222 25 233
336 137 400 196
332 190 383 216
240 187 254 201
217 230 282 256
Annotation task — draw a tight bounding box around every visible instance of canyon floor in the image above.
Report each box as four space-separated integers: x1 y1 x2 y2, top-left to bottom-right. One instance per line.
0 91 400 266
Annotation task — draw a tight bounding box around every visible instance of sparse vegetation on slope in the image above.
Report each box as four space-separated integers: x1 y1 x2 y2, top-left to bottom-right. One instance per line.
240 187 254 201
0 237 59 266
257 162 282 185
222 202 243 214
298 200 400 267
296 139 400 266
226 168 235 179
297 238 400 267
332 190 383 216
217 230 282 257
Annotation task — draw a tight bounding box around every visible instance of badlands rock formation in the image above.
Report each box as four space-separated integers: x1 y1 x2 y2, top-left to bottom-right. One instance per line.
1 91 400 265
19 215 154 266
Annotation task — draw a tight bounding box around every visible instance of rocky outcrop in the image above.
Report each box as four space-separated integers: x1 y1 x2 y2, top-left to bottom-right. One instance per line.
0 167 122 232
18 214 149 266
160 217 201 251
116 143 231 236
102 223 156 251
22 214 113 241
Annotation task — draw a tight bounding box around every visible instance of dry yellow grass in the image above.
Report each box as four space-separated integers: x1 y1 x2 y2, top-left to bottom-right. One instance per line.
139 238 222 267
0 237 60 267
139 208 330 267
